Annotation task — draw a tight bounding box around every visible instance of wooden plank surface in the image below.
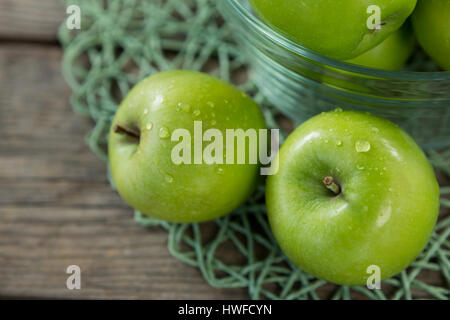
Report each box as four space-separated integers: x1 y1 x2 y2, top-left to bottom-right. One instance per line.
0 44 248 299
0 0 64 42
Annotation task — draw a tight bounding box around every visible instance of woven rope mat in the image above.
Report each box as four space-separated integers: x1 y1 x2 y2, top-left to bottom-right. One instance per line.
60 0 450 299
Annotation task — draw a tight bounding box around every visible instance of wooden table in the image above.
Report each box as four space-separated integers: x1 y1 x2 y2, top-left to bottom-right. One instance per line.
0 0 247 299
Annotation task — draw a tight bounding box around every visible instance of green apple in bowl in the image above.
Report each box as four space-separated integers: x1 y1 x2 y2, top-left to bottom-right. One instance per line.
109 70 267 223
346 21 416 71
266 110 439 285
249 0 418 60
412 0 450 70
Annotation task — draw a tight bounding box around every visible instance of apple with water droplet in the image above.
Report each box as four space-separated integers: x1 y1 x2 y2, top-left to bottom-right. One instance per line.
249 0 418 60
266 110 440 285
109 70 267 222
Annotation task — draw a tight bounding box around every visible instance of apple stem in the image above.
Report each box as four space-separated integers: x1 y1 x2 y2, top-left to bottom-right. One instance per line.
323 176 341 195
113 124 140 140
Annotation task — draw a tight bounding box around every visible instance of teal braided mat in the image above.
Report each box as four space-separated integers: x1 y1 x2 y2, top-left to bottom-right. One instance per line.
59 0 450 299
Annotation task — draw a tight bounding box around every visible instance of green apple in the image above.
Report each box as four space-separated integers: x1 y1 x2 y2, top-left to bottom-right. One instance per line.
249 0 418 60
109 70 266 223
266 110 439 285
412 0 450 70
346 21 416 71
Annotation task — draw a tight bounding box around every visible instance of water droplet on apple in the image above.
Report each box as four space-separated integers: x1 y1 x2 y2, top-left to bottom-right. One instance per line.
336 140 342 146
193 109 201 117
207 101 215 108
334 107 343 112
357 165 365 170
388 188 393 192
355 140 371 153
177 102 191 113
146 122 153 130
216 167 224 175
154 95 164 105
165 174 174 183
159 127 170 139
371 127 379 133
211 120 217 126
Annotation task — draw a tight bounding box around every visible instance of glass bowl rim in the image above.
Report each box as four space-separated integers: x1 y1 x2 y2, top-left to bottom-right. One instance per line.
226 0 450 81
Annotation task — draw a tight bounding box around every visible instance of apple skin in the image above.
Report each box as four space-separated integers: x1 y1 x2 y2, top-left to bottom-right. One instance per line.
108 70 266 223
266 110 440 285
249 0 418 60
412 0 450 70
346 21 416 71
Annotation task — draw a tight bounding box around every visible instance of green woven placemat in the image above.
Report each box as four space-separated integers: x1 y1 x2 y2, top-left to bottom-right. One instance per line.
59 0 450 299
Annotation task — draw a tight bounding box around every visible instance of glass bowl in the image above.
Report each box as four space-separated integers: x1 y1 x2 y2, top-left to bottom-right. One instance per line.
218 0 450 149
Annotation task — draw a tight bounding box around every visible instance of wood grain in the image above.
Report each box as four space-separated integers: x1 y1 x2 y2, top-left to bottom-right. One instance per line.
0 44 248 299
0 0 65 42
